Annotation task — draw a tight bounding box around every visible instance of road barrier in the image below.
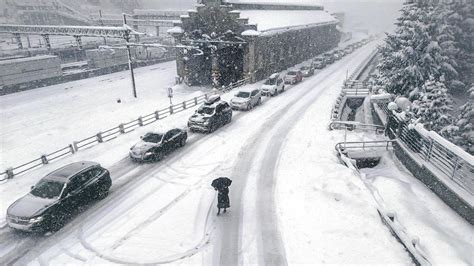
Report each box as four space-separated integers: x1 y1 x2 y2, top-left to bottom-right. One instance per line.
0 78 249 182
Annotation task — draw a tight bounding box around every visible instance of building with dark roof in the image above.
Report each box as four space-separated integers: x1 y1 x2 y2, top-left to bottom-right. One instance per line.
169 0 340 87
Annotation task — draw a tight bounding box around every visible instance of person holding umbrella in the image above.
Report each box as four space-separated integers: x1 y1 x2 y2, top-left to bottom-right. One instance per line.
211 177 232 215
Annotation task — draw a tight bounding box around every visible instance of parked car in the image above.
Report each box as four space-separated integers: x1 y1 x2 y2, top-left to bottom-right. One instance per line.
261 73 285 96
230 87 262 110
6 161 111 232
188 95 232 133
129 128 187 162
300 65 315 77
344 46 353 54
323 52 335 64
284 69 303 84
312 57 326 69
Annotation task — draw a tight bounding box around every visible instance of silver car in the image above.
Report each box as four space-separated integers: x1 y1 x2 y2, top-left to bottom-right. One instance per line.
230 88 262 110
261 73 285 96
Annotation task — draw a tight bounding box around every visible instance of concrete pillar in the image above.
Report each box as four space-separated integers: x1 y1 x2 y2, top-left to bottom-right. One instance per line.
243 37 256 82
13 33 23 49
211 46 220 88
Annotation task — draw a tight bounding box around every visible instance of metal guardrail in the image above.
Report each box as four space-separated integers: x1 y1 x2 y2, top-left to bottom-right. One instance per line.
376 103 474 195
329 121 385 134
335 140 395 153
330 47 378 121
0 78 249 182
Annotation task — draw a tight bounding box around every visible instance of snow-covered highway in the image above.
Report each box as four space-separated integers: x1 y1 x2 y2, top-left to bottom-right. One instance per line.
1 39 472 265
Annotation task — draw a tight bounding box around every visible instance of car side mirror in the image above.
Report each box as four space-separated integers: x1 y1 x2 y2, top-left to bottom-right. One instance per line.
30 186 34 190
140 136 143 139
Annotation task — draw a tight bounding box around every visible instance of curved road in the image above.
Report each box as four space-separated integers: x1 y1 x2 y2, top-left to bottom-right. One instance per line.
0 42 377 265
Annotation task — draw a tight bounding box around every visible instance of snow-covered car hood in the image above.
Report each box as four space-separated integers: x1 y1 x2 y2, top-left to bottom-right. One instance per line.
189 113 212 123
261 84 276 91
285 75 296 80
131 140 157 154
8 194 57 218
231 97 250 104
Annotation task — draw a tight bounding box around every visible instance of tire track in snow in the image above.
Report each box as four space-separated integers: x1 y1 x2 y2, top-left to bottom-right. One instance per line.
218 44 379 265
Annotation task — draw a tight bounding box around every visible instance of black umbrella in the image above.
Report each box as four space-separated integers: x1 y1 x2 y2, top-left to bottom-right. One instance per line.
211 177 232 189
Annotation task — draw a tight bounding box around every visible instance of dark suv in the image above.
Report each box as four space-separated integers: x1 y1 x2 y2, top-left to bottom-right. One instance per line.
6 161 112 232
188 95 232 133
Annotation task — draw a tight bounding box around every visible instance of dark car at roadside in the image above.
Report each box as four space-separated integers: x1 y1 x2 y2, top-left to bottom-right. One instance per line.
188 95 232 133
6 161 112 232
129 128 187 162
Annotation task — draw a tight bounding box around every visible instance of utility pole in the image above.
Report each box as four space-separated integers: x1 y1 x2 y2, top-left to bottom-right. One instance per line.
123 13 137 98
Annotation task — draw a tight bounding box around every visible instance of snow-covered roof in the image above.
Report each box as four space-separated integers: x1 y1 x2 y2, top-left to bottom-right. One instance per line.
224 0 323 9
236 10 337 34
242 29 261 36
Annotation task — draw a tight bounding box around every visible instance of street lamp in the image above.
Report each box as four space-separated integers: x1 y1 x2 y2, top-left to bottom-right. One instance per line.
123 13 138 98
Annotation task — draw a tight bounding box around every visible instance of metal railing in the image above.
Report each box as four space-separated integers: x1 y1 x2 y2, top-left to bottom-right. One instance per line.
376 103 474 195
1 78 249 182
342 80 370 97
335 140 395 153
329 121 385 134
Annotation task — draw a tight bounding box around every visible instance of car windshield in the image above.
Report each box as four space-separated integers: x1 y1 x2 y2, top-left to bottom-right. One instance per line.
301 66 309 70
142 133 163 143
198 106 215 115
287 71 297 75
236 91 250 98
31 179 65 199
264 78 277 85
314 58 323 62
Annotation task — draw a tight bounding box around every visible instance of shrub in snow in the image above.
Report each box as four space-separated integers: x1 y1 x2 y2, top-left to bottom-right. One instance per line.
450 101 473 155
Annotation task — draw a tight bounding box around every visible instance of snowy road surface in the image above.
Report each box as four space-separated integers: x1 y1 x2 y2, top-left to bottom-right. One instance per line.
1 40 471 265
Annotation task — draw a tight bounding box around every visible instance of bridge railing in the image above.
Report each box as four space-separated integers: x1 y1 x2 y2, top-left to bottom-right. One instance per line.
375 103 474 196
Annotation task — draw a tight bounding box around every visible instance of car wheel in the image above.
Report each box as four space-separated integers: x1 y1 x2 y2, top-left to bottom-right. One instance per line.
282 85 285 92
96 187 109 200
154 152 164 161
48 213 66 232
257 97 262 105
179 137 187 147
274 89 278 96
247 103 252 111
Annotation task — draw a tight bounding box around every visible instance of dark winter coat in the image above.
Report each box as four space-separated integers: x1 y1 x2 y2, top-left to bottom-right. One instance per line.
217 187 230 209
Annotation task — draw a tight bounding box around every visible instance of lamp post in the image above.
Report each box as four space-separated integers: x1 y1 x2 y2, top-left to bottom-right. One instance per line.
123 13 138 98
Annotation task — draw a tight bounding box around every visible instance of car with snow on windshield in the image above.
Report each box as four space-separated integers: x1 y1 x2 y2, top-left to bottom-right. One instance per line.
188 95 232 133
300 65 314 77
284 69 303 84
6 161 111 232
261 73 285 96
230 87 262 111
129 128 187 162
312 56 326 69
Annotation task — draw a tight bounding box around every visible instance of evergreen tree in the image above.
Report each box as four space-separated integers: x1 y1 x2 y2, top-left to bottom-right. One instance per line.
410 78 453 132
448 87 473 154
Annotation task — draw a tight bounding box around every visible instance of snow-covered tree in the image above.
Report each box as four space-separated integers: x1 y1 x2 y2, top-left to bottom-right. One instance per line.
410 78 454 132
447 87 474 155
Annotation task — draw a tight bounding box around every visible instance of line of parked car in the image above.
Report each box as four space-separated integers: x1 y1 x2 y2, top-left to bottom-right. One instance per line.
6 38 372 233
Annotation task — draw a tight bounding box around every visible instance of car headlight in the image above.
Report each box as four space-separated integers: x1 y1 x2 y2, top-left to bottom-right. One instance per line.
144 151 153 157
29 216 44 223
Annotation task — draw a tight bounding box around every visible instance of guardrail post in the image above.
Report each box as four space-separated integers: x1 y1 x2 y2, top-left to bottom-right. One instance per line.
6 168 14 179
41 155 49 165
119 124 125 134
73 141 79 151
169 105 174 114
138 117 143 126
451 157 459 180
194 97 198 105
96 132 103 143
155 111 160 120
183 101 186 109
204 94 208 100
69 144 75 154
425 139 433 162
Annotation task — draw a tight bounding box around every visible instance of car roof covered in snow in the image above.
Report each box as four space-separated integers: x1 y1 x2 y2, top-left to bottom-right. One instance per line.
237 87 258 93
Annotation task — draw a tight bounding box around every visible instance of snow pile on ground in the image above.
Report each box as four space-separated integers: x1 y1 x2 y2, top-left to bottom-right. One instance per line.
361 154 474 265
0 61 210 170
274 78 412 263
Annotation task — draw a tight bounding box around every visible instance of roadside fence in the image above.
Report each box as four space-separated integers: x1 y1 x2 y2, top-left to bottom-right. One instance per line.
374 103 474 196
0 78 249 182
